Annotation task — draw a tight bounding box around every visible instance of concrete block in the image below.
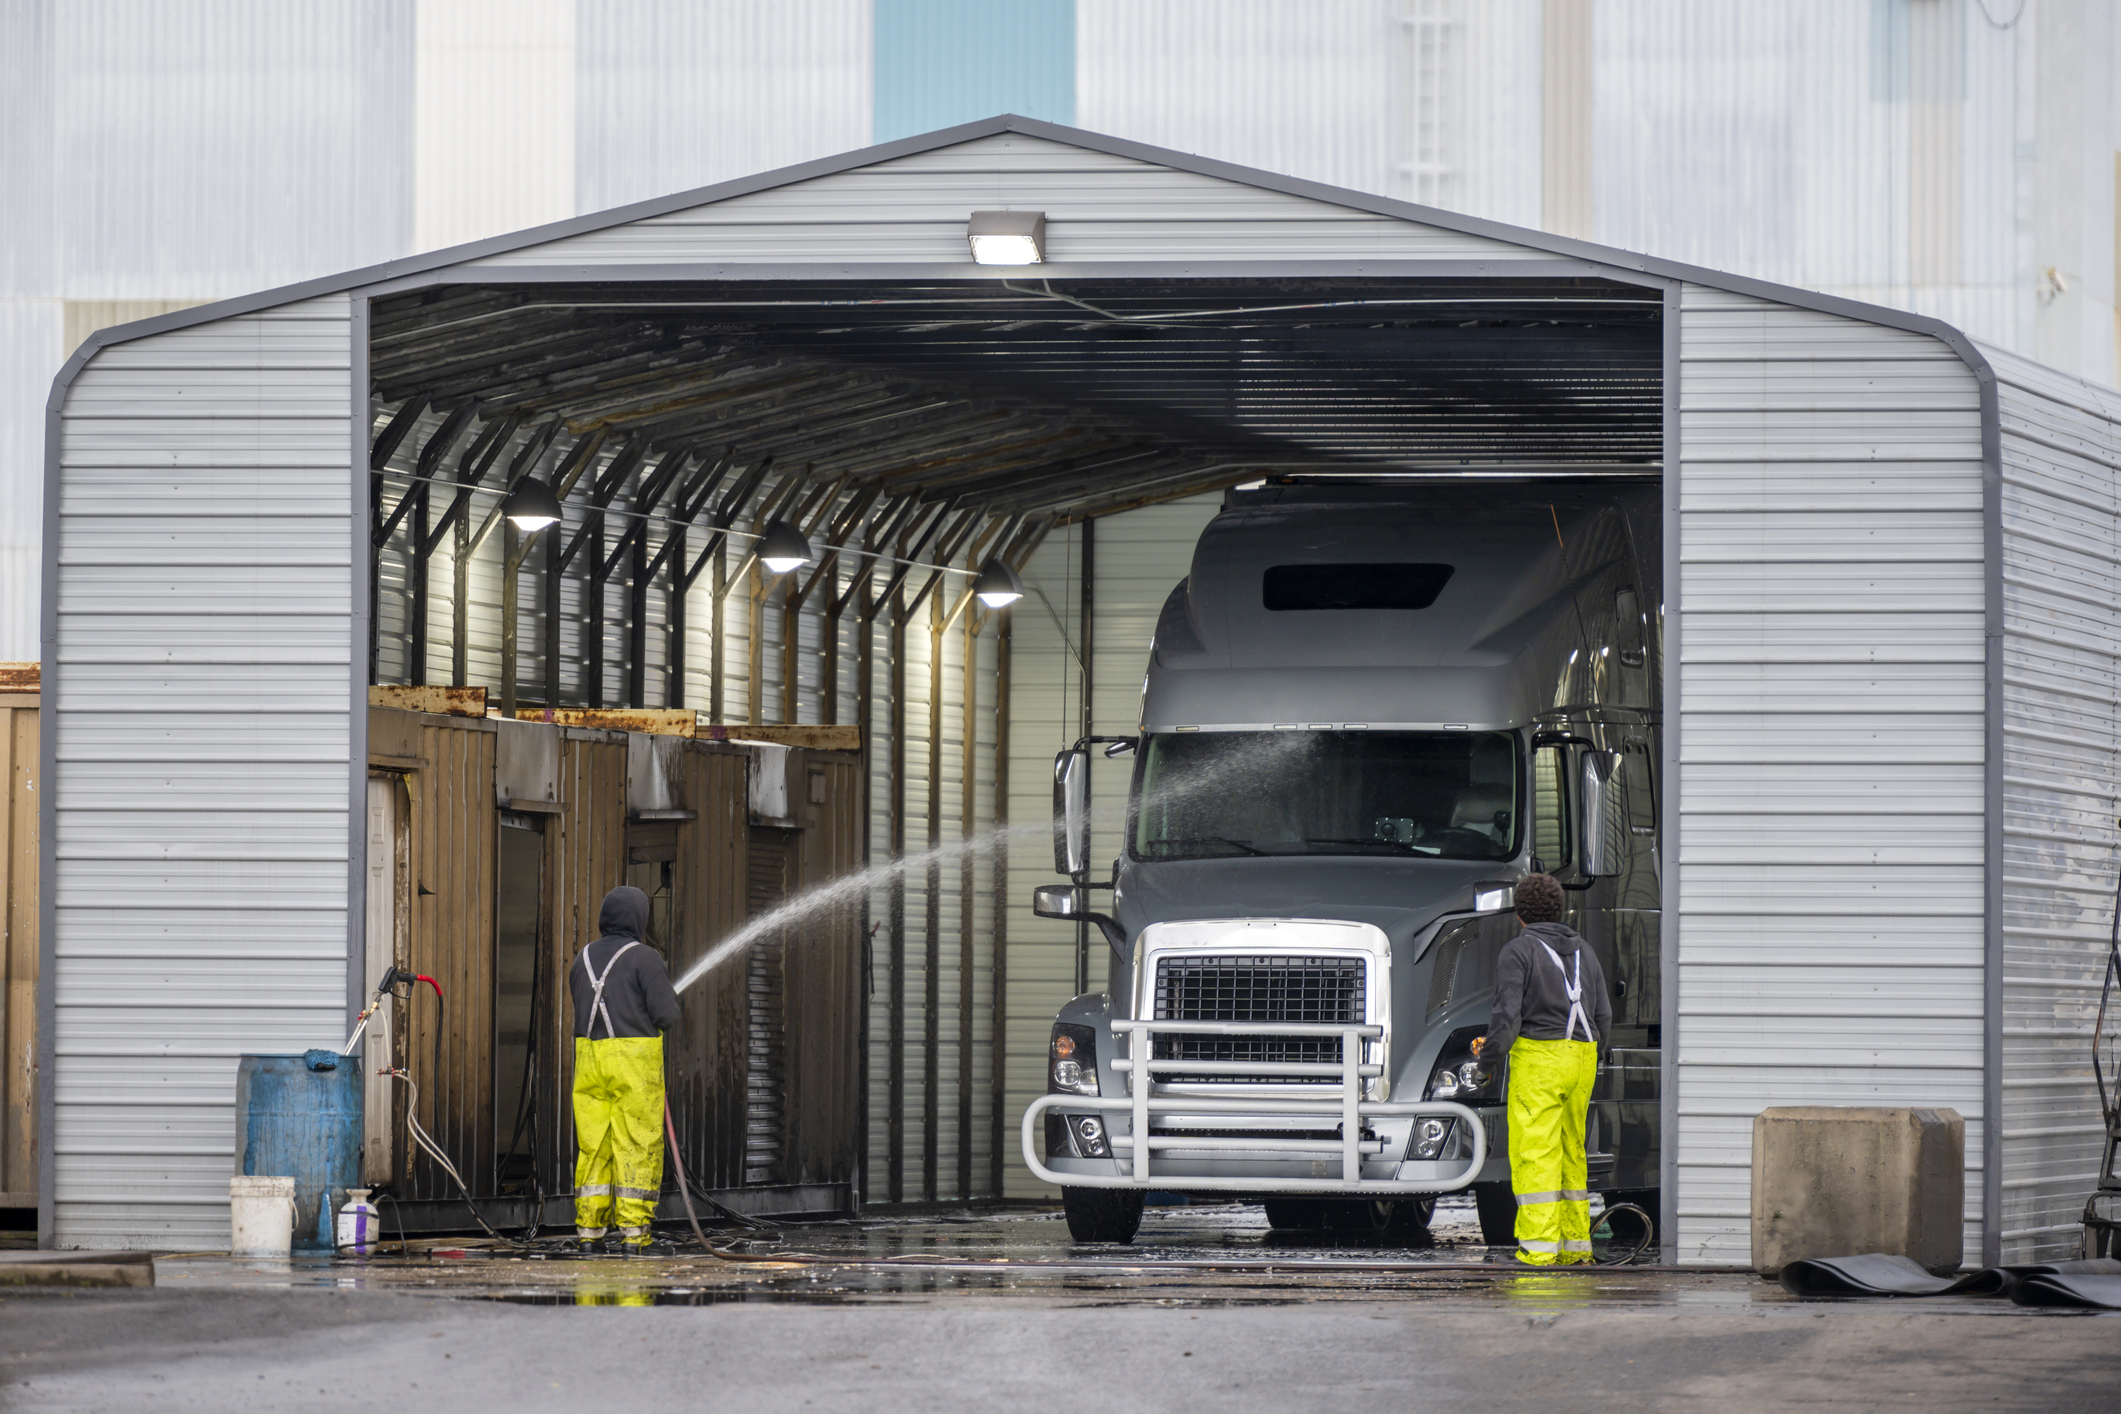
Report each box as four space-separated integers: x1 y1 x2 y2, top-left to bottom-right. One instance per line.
1751 1106 1964 1277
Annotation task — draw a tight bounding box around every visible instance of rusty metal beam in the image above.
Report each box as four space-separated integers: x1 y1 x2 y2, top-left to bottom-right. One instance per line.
859 498 957 626
373 400 475 547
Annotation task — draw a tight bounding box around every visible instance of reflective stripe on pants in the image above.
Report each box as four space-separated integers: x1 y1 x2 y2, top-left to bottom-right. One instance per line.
1506 1035 1599 1267
573 1034 666 1233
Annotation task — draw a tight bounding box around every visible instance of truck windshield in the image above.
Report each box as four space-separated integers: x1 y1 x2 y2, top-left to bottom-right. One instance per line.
1132 730 1520 862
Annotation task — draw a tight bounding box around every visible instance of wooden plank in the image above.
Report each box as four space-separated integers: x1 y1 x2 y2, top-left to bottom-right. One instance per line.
699 723 861 752
544 730 628 1195
786 754 863 1195
520 707 695 737
401 717 498 1198
3 705 36 1200
370 684 487 718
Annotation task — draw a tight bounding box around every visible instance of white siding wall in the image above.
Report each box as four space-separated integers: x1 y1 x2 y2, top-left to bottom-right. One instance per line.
1674 284 1988 1265
1002 497 1218 1199
1985 343 2121 1261
482 133 1549 267
51 295 354 1248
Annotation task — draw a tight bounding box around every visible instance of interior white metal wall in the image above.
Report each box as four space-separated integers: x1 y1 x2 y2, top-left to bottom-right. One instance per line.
1674 283 1989 1265
1001 497 1220 1199
47 294 355 1248
1985 343 2121 1261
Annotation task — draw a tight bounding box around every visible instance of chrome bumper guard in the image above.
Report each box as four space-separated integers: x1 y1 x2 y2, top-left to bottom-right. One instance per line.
1020 1019 1485 1194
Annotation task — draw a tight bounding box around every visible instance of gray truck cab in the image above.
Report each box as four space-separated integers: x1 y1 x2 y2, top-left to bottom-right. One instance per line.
1023 480 1663 1244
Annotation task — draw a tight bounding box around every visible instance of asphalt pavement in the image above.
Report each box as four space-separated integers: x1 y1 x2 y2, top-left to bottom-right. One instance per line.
1 1203 2110 1412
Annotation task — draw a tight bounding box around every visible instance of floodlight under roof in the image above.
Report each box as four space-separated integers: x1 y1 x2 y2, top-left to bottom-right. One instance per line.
973 557 1026 608
502 477 563 531
759 519 815 574
968 210 1046 265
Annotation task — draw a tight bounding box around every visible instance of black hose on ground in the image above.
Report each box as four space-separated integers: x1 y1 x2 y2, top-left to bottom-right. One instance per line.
662 1097 715 1253
1594 1202 1656 1265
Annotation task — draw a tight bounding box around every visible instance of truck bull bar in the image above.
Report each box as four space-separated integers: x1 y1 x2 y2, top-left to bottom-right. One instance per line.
1020 1019 1486 1194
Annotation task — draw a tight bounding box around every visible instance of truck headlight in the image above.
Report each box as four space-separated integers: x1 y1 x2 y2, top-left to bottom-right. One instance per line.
1424 1025 1500 1103
1072 1115 1109 1158
1412 1117 1453 1159
1050 1023 1099 1096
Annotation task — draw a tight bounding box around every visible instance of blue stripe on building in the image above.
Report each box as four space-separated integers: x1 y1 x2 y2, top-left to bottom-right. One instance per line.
873 0 1074 142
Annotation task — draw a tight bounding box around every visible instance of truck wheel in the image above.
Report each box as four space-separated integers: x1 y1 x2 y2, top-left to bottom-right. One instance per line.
1335 1198 1435 1237
1473 1182 1517 1246
1062 1187 1144 1244
1263 1199 1327 1230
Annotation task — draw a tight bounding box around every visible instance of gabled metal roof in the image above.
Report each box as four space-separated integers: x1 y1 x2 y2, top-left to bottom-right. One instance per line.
53 113 1989 527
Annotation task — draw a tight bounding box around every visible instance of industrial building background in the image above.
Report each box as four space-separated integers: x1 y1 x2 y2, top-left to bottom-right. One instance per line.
6 0 2121 1269
5 0 2121 661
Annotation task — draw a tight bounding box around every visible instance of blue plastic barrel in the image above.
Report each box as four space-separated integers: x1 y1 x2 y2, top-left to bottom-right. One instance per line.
235 1050 364 1252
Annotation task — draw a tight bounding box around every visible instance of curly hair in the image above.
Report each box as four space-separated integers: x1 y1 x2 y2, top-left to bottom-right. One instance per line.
1514 872 1565 924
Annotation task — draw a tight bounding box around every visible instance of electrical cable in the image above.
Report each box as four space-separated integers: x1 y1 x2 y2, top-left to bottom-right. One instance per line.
2092 869 2121 1129
370 970 531 1251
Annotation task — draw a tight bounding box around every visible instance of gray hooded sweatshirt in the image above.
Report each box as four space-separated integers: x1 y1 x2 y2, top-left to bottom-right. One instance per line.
1482 920 1611 1064
570 885 682 1040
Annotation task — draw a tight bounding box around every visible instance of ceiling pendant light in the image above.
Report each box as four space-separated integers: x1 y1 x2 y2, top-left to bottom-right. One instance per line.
502 476 563 531
973 557 1025 608
759 519 814 574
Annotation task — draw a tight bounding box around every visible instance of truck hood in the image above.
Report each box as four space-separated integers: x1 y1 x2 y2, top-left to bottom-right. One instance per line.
1112 853 1511 957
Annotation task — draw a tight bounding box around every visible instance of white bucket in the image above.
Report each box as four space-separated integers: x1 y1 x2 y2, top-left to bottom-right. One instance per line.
229 1175 295 1257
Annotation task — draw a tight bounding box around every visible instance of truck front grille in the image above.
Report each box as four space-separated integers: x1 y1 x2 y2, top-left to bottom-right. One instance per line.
1150 955 1367 1083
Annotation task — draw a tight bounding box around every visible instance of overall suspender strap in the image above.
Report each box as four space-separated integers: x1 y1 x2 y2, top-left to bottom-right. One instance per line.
578 939 641 1040
1539 940 1593 1044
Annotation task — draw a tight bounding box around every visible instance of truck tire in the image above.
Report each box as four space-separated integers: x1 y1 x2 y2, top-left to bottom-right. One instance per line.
1062 1187 1144 1244
1333 1198 1434 1238
1473 1181 1517 1246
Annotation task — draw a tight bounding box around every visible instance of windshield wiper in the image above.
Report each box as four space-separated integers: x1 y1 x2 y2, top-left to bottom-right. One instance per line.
1158 835 1270 857
1304 837 1433 855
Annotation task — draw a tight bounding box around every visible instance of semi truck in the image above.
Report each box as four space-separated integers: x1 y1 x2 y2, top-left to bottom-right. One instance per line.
1021 479 1664 1244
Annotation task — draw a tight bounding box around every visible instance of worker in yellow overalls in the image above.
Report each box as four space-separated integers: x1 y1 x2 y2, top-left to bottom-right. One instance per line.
1475 872 1610 1266
569 885 681 1255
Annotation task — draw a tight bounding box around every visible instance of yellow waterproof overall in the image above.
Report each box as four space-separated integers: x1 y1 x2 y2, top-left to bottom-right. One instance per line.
572 940 665 1239
1505 941 1599 1266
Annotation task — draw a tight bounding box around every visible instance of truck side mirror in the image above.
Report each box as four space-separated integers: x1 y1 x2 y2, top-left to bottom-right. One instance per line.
1052 747 1091 876
1578 749 1627 878
1033 884 1128 959
1032 884 1082 918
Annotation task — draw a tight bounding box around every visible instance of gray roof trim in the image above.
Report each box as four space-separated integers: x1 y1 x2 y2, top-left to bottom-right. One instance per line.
49 112 1994 411
348 258 1661 297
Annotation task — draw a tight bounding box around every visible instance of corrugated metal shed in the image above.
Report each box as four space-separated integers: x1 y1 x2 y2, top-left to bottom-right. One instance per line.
1985 343 2121 1261
47 294 354 1248
1673 285 1988 1266
41 115 2121 1262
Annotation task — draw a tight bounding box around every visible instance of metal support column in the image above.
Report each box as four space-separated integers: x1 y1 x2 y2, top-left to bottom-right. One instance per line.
886 587 907 1204
1076 517 1095 994
924 585 943 1203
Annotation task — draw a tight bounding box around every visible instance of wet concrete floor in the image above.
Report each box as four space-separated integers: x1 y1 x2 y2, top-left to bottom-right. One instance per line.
145 1198 1785 1309
3 1201 2112 1411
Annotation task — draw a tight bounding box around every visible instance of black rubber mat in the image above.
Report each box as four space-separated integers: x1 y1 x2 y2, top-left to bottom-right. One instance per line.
2008 1269 2121 1309
1779 1254 2121 1302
